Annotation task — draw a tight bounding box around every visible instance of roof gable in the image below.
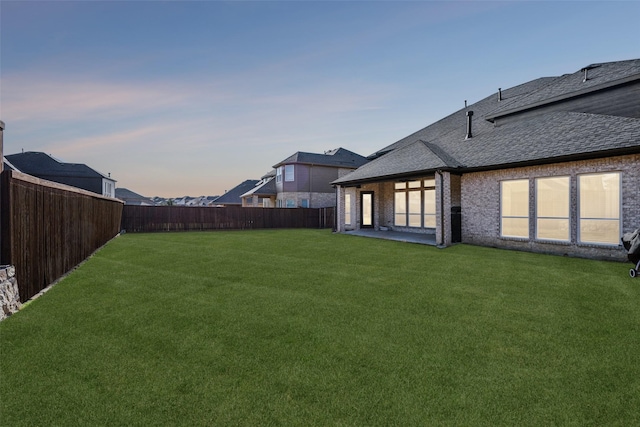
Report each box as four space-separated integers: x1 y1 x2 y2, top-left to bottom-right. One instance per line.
240 176 276 198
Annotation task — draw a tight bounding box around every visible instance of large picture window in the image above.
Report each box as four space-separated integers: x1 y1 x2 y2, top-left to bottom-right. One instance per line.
579 172 620 245
536 176 569 241
501 179 529 238
394 179 436 228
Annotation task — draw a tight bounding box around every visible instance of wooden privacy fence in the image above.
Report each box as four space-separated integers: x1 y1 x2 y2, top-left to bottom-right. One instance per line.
0 170 123 302
121 205 335 233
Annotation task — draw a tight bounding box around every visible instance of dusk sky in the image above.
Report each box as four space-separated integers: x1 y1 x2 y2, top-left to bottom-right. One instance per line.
1 1 638 198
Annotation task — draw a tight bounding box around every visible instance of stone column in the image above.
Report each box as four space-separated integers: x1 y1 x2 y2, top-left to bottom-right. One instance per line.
0 265 21 321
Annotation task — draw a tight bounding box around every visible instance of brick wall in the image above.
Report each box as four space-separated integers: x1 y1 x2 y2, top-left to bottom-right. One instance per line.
461 154 640 260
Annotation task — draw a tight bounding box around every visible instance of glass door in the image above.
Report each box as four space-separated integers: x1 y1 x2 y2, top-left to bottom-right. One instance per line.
361 192 374 228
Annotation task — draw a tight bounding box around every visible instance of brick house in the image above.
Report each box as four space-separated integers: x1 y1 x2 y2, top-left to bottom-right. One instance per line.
334 59 640 260
271 148 369 208
240 170 277 208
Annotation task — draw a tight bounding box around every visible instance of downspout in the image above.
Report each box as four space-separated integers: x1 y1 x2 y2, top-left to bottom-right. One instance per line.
436 169 445 247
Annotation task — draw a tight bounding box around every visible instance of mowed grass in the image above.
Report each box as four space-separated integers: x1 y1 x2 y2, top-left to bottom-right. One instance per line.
1 229 639 426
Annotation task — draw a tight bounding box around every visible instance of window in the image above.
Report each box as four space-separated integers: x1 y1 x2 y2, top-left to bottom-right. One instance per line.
345 194 351 225
579 172 620 245
286 199 295 208
394 190 407 226
423 189 436 228
277 199 282 208
284 165 294 182
536 177 569 241
104 181 113 197
301 199 309 208
276 167 282 183
501 179 529 238
394 179 436 228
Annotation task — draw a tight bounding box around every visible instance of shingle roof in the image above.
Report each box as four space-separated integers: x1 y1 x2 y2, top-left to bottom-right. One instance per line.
5 151 113 180
335 60 640 186
273 147 369 169
213 179 260 205
240 177 276 198
115 188 154 205
368 77 557 159
486 59 640 121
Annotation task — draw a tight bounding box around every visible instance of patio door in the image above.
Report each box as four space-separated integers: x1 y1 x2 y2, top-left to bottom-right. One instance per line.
361 192 374 228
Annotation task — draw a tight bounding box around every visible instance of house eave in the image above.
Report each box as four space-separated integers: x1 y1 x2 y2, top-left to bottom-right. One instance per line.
335 146 640 186
334 167 462 187
462 146 640 173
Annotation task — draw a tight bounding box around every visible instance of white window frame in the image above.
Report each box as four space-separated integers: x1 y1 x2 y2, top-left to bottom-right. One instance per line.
535 176 570 242
578 172 621 246
500 179 529 239
284 165 294 182
276 167 282 183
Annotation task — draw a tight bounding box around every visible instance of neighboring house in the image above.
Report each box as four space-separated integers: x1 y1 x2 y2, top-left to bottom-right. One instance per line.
334 59 640 261
3 157 19 173
115 188 154 205
5 151 116 198
273 148 369 208
240 170 277 208
212 179 260 206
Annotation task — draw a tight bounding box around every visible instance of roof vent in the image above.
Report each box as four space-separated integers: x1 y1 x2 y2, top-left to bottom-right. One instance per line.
465 111 474 140
497 88 502 102
581 64 600 82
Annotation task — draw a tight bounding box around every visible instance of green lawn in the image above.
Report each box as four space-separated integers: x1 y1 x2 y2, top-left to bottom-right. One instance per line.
1 229 639 426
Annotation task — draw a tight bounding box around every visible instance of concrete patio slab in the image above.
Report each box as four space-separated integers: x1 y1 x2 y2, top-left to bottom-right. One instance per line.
342 229 438 246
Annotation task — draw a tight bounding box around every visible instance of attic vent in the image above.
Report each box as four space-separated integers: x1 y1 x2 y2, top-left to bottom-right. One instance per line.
465 111 474 140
